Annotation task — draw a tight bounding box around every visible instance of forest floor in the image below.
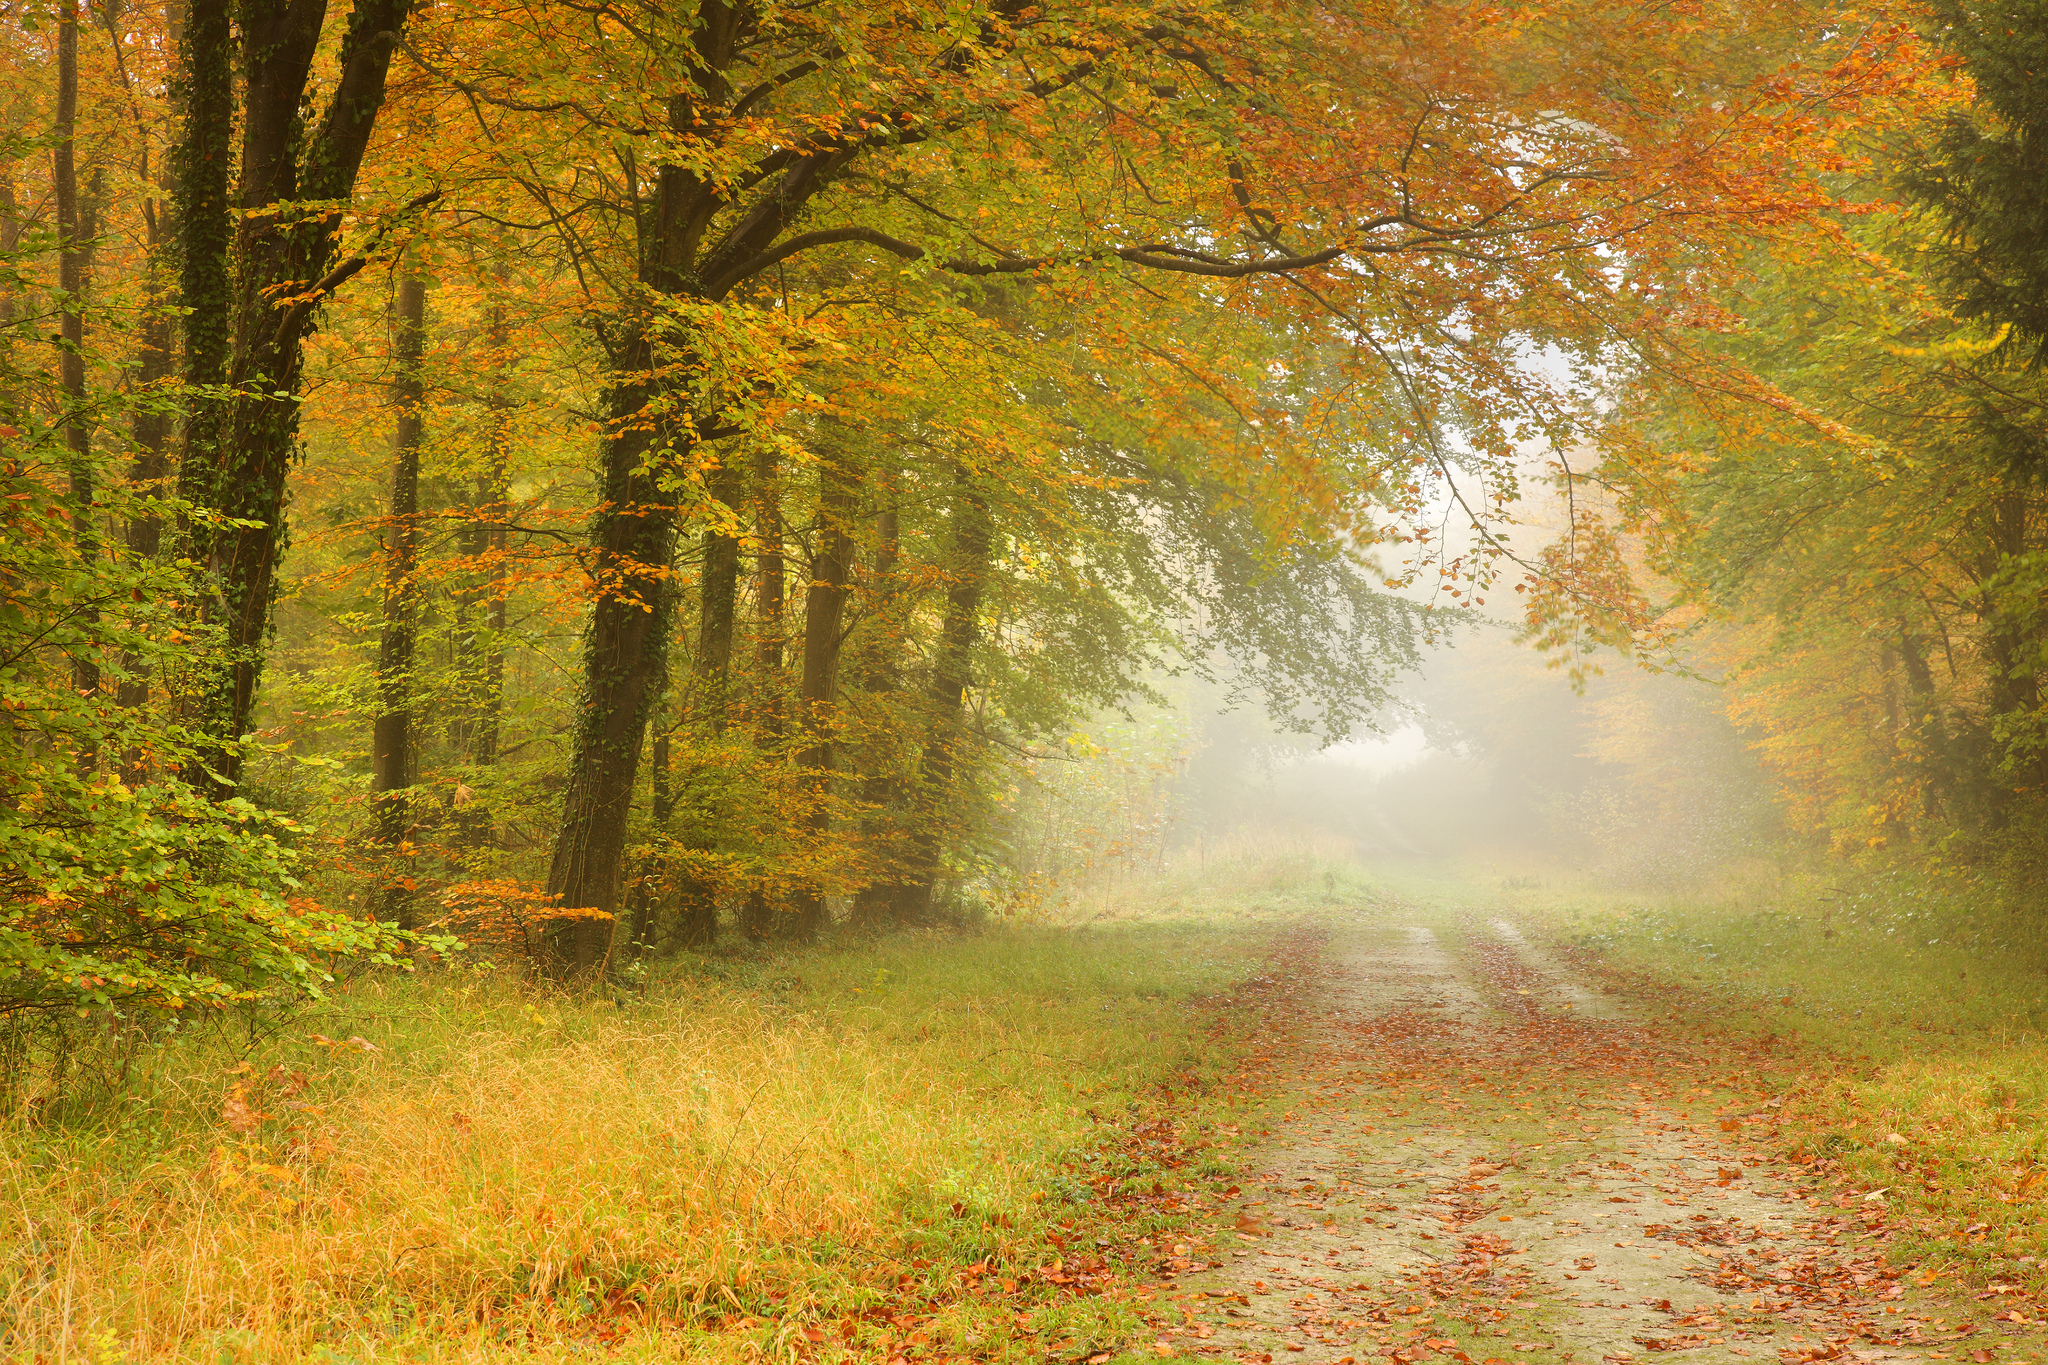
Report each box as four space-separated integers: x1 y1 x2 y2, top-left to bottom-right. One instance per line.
1153 904 2048 1365
12 856 2048 1364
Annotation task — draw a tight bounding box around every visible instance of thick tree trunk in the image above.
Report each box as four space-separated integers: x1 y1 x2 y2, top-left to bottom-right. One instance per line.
788 453 860 942
371 266 426 928
740 446 783 939
54 4 100 734
542 318 685 974
897 485 992 923
169 0 235 607
177 0 414 794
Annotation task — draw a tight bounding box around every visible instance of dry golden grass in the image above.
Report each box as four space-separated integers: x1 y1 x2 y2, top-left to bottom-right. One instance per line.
0 919 1271 1363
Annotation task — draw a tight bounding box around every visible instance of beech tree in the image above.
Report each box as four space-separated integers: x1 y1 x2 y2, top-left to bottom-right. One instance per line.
0 0 1949 1008
172 0 421 791
387 0 1915 970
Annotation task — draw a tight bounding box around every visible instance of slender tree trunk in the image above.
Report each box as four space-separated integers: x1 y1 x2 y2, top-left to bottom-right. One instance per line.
1984 490 2038 710
898 483 992 923
543 315 685 973
453 296 510 844
626 718 672 955
666 456 745 948
696 459 744 714
0 172 18 422
1896 626 1948 819
1976 488 2045 802
789 453 860 942
371 266 426 928
852 497 904 930
116 275 174 721
111 0 177 747
54 3 100 740
741 446 783 939
178 0 415 794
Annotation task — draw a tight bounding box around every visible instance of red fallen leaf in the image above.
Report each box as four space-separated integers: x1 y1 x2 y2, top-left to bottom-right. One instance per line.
800 1327 825 1342
220 1083 266 1134
1086 1356 1110 1364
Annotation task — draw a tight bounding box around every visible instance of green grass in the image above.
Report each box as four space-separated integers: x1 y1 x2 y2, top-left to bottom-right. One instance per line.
1073 828 1381 924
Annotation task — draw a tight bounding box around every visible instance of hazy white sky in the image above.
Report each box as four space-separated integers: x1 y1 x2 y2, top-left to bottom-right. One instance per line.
1302 722 1433 775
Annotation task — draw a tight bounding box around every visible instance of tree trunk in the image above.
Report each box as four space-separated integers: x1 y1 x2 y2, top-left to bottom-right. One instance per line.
178 0 415 794
695 458 744 717
170 0 235 545
667 455 746 949
852 497 904 930
453 295 510 845
113 0 176 741
788 452 860 942
741 446 783 939
542 316 685 974
539 9 874 961
54 3 100 740
627 719 672 955
116 277 174 730
371 266 426 928
0 171 18 421
898 483 992 923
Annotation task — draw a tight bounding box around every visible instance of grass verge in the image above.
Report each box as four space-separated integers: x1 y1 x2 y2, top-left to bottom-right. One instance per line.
0 910 1309 1363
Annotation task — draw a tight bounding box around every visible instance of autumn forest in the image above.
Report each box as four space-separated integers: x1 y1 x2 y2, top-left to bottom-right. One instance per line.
6 0 2048 1361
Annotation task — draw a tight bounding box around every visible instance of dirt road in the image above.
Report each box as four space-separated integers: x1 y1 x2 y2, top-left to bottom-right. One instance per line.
1166 914 2048 1365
